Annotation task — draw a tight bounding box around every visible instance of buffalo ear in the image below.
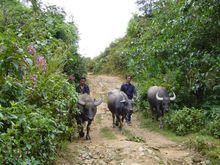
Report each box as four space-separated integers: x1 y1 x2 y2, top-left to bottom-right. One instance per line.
78 100 86 105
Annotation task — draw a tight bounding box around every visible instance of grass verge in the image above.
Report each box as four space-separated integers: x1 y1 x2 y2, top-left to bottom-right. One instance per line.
137 112 220 164
100 127 117 140
122 128 145 143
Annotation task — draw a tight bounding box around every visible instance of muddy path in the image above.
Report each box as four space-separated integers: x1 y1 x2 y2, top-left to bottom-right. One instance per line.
56 74 207 165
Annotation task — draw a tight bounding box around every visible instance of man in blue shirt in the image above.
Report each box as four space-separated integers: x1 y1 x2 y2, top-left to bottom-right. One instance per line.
120 75 136 124
76 77 90 95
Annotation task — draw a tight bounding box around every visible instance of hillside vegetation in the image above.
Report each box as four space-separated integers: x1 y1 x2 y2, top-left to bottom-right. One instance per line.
0 0 86 163
91 0 220 162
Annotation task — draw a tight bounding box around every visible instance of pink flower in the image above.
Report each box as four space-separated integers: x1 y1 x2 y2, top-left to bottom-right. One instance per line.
27 45 36 55
36 56 47 72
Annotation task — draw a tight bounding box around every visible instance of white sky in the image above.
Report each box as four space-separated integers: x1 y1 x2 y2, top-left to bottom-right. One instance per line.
42 0 138 58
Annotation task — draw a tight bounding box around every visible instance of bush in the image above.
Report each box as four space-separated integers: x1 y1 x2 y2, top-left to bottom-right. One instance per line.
0 73 79 163
165 107 206 135
0 103 60 164
207 114 220 139
0 1 81 163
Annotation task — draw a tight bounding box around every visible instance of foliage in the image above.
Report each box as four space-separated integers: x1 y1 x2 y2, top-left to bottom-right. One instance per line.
93 0 220 109
92 37 130 75
0 0 83 163
206 113 220 138
0 76 25 107
165 107 220 138
0 103 62 164
84 57 95 73
165 107 206 135
139 110 220 164
187 135 220 164
64 55 87 83
92 0 220 143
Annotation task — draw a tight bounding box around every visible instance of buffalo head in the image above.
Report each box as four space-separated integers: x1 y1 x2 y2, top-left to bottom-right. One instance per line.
120 96 133 113
78 95 103 120
156 91 176 112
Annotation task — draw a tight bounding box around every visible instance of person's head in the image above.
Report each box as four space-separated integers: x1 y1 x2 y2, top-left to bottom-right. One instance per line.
126 75 132 83
80 77 86 85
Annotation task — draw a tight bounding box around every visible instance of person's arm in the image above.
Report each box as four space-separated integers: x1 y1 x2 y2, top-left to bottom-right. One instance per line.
86 85 90 95
120 84 125 92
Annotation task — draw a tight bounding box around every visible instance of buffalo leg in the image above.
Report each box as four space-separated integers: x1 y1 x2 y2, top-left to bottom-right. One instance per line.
86 120 92 140
118 116 123 130
159 117 163 129
112 113 116 128
122 116 125 123
76 116 84 138
126 110 132 124
150 105 156 120
116 115 122 129
156 105 160 121
115 116 119 126
78 124 84 138
120 117 123 130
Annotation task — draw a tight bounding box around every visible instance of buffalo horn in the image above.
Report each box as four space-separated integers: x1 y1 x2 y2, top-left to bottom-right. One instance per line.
94 98 103 106
156 92 163 101
170 92 176 101
120 99 126 103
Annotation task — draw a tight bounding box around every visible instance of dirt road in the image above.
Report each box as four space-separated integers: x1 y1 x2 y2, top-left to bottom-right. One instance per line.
57 74 207 165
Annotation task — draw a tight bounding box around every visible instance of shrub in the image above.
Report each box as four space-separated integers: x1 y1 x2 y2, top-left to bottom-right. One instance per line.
0 0 82 163
207 114 220 139
0 103 59 164
165 107 206 135
187 136 220 164
0 73 79 163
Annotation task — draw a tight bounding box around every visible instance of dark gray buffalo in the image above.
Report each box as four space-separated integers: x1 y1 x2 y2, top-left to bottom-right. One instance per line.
77 94 103 140
147 86 176 128
107 90 133 129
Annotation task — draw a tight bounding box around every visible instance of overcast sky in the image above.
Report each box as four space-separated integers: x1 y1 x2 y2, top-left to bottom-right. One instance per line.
42 0 138 58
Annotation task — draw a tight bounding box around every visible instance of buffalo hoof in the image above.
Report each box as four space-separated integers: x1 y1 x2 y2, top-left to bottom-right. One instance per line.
119 125 122 131
79 131 85 138
115 122 119 126
86 135 91 140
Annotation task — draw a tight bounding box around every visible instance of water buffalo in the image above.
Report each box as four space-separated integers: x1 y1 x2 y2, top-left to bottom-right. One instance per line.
77 94 103 140
147 86 176 128
107 90 133 129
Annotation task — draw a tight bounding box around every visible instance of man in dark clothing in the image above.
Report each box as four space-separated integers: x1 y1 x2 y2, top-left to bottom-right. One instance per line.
76 77 90 95
120 75 136 124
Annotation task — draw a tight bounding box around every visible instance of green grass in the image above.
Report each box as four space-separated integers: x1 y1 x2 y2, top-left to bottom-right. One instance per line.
137 112 220 164
100 127 117 140
137 112 186 142
186 135 220 164
122 128 145 143
122 129 133 139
